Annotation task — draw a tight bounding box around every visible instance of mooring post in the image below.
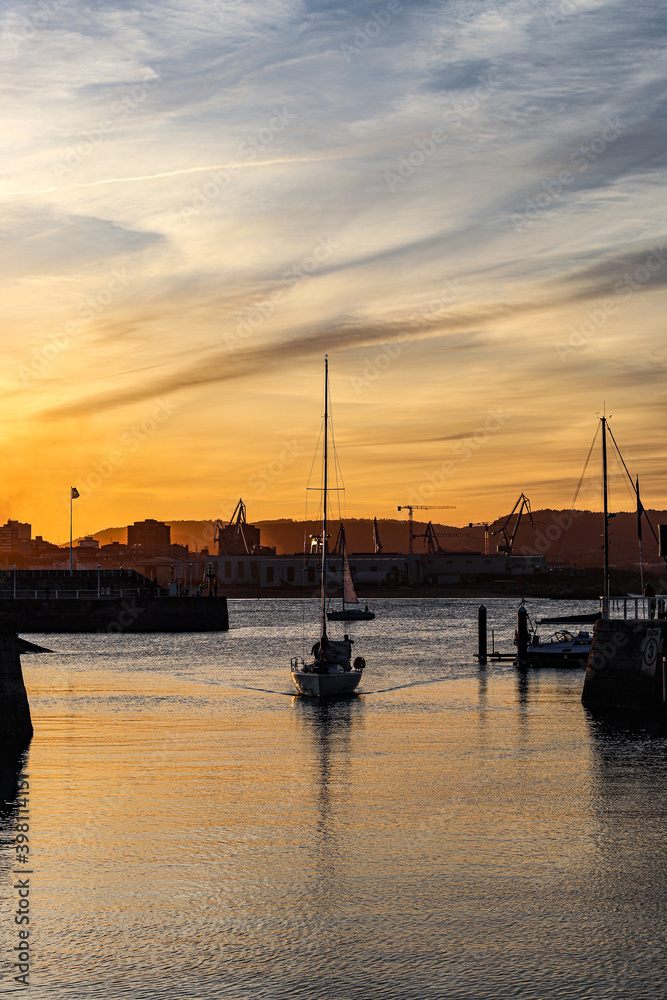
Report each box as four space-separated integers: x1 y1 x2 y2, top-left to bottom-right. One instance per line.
477 604 487 665
516 604 529 669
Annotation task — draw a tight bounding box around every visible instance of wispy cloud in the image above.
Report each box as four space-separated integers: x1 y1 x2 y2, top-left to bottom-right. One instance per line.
3 0 667 535
3 154 332 196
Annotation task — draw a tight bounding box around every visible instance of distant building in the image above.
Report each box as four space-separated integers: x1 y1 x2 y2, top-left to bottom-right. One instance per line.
99 541 129 561
33 535 62 557
77 536 100 549
0 520 31 553
205 550 547 588
127 519 171 553
208 552 416 588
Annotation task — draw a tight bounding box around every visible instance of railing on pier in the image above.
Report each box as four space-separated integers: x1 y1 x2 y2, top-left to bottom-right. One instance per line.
1 588 147 600
605 595 667 620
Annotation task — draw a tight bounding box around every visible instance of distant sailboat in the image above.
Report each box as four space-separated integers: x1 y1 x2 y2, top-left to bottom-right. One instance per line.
291 358 366 698
327 525 375 621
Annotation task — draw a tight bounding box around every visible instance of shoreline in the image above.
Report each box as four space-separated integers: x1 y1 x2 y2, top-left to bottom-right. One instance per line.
220 568 646 602
223 585 604 601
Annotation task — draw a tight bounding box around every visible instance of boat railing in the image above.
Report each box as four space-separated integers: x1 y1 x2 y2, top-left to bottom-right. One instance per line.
604 595 667 621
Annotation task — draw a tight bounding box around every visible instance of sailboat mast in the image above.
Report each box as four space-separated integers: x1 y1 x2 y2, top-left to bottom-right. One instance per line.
321 356 329 638
637 474 644 595
602 415 610 615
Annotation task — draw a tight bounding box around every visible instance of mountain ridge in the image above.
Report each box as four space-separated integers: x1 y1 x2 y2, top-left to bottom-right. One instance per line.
87 509 667 572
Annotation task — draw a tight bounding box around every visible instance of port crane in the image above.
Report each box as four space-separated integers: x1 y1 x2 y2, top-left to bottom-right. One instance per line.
492 493 535 555
468 521 491 555
330 522 347 556
373 517 383 554
213 498 253 555
416 521 469 556
397 504 456 554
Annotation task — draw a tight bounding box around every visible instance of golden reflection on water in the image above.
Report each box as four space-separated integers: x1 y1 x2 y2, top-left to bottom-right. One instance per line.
0 601 664 999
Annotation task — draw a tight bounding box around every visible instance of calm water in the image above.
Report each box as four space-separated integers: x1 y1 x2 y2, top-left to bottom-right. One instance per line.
1 598 666 999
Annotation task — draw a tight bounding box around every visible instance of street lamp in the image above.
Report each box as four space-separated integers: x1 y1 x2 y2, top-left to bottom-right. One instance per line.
13 564 16 599
97 564 101 599
189 562 192 596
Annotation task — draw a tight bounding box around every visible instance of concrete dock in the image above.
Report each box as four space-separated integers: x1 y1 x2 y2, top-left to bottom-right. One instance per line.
0 596 230 633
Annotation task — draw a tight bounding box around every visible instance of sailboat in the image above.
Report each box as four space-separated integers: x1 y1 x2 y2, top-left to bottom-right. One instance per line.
291 358 366 698
517 413 613 668
327 524 375 621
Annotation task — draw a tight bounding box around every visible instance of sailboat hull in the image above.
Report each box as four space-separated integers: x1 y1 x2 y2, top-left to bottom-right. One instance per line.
327 610 375 621
291 669 362 698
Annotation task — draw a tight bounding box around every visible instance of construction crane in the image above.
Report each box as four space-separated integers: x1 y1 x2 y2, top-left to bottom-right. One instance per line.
468 522 491 556
373 517 383 554
415 521 469 555
492 493 534 555
397 504 456 554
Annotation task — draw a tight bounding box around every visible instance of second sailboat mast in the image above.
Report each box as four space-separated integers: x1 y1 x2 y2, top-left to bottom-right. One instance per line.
321 356 329 638
602 414 610 614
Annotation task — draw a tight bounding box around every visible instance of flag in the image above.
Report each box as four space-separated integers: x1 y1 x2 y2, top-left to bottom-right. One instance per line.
636 476 643 543
71 487 80 499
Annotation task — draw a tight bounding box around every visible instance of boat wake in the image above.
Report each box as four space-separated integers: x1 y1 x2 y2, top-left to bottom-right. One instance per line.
231 684 295 696
234 677 451 697
358 677 450 694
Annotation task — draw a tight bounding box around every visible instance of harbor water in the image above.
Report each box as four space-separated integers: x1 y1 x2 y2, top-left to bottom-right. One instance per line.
1 598 666 999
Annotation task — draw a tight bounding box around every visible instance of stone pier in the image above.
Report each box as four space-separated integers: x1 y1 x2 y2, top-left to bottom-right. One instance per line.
582 617 667 719
0 615 33 747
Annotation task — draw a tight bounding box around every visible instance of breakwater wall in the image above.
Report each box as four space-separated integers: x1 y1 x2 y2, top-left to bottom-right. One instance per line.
0 616 33 746
582 618 667 718
0 597 229 633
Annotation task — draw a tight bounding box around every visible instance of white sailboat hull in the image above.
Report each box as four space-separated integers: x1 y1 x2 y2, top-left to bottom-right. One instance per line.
291 669 362 698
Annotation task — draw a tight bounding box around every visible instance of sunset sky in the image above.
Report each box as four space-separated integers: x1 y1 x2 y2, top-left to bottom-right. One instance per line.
3 0 667 542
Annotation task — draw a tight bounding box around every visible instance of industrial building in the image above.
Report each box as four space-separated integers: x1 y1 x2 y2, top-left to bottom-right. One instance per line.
203 550 546 589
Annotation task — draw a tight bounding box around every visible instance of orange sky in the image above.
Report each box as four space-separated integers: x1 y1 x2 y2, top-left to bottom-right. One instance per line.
3 1 667 542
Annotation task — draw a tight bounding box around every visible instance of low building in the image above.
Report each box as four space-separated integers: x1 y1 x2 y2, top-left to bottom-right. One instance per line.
205 550 547 588
209 553 415 588
77 536 99 549
420 552 547 584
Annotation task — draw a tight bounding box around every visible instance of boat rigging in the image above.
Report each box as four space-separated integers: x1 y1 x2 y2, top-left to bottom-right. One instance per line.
290 358 366 697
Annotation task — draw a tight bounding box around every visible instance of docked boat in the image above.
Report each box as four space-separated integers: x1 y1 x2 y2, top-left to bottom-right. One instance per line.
291 357 366 698
524 628 592 667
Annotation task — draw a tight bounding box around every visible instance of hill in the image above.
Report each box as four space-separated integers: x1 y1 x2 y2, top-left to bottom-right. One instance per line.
89 510 667 572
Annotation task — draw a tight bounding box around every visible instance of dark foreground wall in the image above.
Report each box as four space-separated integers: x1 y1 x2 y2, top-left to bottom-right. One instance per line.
0 616 33 746
582 618 667 718
0 597 229 633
